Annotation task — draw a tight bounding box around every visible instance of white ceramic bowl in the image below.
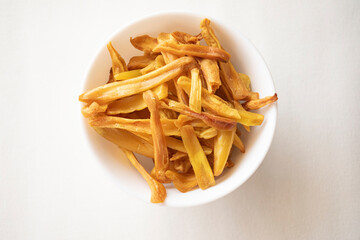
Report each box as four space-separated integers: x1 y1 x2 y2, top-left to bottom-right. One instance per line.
80 12 277 207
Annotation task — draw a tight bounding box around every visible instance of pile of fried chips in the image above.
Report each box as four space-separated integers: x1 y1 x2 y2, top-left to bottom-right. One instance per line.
79 18 278 203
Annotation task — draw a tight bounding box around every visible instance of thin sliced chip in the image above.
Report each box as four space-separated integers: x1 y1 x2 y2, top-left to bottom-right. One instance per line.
161 99 237 131
107 83 168 115
243 93 278 110
170 151 188 161
107 42 127 75
165 170 198 193
200 18 221 49
93 127 154 158
125 132 212 155
127 55 156 70
189 68 202 113
153 41 230 62
81 102 107 117
130 35 158 53
199 58 221 93
219 62 249 100
174 115 208 128
173 159 192 174
143 90 169 182
122 149 166 203
171 31 202 44
155 55 166 68
177 76 240 120
114 69 142 81
89 115 180 136
213 128 236 176
79 57 195 104
197 127 218 139
233 101 264 126
180 125 215 190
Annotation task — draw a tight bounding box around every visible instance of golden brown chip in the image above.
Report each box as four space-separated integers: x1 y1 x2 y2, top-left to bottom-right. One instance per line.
130 35 158 53
153 41 231 62
199 58 221 93
243 93 278 110
171 31 202 44
143 90 169 182
213 128 236 176
165 170 198 193
180 125 215 190
122 149 166 203
79 57 195 104
107 42 128 74
160 99 237 131
127 55 157 70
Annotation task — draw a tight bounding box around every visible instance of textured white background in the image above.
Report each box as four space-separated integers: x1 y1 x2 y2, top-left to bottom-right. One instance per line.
1 0 359 239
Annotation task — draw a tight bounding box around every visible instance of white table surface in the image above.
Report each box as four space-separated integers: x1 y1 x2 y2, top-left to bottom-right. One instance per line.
1 0 359 239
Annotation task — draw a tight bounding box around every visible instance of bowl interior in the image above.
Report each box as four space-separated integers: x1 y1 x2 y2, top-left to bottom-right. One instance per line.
81 12 277 207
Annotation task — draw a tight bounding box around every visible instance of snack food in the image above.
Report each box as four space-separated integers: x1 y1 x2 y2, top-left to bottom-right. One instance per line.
79 18 278 203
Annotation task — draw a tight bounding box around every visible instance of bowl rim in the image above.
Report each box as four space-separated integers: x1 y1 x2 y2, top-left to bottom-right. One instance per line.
79 11 278 207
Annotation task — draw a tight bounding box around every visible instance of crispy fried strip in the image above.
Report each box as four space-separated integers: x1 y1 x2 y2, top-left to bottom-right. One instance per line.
127 55 156 70
106 84 168 115
177 76 240 120
233 134 245 153
200 18 221 49
189 68 202 113
157 33 189 105
200 19 249 100
81 102 107 117
130 132 212 155
214 128 236 176
130 35 158 53
174 115 208 128
197 127 218 139
155 55 166 68
157 33 179 63
114 69 142 81
219 62 249 100
79 57 195 104
243 93 278 110
173 160 192 174
170 151 188 161
107 42 127 75
199 58 221 93
122 149 166 203
161 99 237 131
139 60 156 75
180 125 215 190
166 136 212 155
153 41 230 62
233 101 264 126
140 55 166 75
93 127 154 158
89 116 180 136
165 170 198 193
143 90 169 182
171 31 202 44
